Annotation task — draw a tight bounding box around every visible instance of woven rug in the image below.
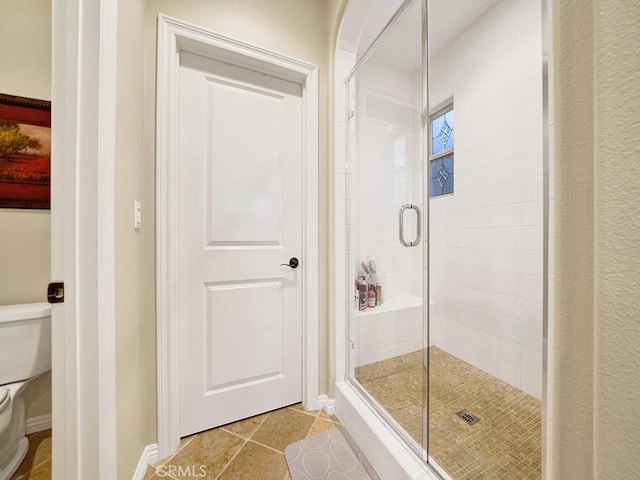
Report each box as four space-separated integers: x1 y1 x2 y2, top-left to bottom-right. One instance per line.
284 426 379 480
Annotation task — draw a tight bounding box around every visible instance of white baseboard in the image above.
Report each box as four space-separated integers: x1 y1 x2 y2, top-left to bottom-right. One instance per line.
26 414 52 434
318 394 335 415
132 443 158 480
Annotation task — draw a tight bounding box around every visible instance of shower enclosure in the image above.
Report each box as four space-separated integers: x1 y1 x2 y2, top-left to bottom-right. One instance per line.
343 0 547 478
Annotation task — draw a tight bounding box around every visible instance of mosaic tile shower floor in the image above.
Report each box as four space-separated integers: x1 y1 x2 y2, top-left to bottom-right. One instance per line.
355 347 541 479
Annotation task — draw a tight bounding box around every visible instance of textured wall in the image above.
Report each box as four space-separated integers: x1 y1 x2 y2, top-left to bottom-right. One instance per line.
551 0 640 478
550 0 594 475
592 0 640 477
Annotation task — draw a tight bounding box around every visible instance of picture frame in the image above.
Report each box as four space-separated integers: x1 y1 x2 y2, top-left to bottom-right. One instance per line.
0 93 51 209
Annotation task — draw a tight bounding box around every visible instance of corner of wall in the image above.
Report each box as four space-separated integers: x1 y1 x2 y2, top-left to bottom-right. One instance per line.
548 0 595 477
591 1 640 477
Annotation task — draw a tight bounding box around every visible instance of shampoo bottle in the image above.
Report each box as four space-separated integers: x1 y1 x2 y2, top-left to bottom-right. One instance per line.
368 285 376 308
375 282 383 306
358 277 368 311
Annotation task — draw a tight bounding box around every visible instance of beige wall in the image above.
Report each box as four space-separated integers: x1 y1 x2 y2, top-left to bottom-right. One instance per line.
0 0 52 420
115 0 148 477
325 0 349 398
551 0 640 478
551 0 594 475
592 0 640 475
0 0 52 102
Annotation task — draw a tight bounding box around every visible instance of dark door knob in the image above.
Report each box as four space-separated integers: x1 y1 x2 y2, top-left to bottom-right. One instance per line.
281 257 299 269
47 282 65 303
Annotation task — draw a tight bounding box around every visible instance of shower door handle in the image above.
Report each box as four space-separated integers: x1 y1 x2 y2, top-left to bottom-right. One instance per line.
399 204 422 247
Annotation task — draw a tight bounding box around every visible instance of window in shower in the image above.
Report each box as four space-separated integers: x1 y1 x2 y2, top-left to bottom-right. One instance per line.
429 105 454 197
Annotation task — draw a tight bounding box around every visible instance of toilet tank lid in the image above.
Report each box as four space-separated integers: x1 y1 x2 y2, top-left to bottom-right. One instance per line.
0 302 51 323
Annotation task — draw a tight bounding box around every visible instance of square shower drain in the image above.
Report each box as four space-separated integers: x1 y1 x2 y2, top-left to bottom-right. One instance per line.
456 409 480 425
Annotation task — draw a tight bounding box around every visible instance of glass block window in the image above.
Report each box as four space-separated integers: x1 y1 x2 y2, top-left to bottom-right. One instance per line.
430 105 454 197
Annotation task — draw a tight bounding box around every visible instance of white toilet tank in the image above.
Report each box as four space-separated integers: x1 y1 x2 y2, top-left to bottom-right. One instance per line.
0 303 51 385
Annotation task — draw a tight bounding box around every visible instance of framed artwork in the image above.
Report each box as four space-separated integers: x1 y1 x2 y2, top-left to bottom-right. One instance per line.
0 93 51 209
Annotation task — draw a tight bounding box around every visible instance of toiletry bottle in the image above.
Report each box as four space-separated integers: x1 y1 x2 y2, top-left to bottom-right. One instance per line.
358 277 368 311
368 284 376 308
375 282 382 306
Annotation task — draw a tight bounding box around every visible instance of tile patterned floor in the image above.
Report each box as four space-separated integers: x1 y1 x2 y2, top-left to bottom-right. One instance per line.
9 428 52 480
11 349 540 480
145 404 342 480
356 347 542 479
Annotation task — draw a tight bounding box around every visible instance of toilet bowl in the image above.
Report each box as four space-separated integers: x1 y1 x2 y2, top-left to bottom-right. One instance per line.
0 303 51 480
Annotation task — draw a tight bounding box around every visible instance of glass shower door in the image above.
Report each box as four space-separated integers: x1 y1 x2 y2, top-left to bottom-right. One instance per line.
343 0 546 478
426 0 545 478
345 0 427 453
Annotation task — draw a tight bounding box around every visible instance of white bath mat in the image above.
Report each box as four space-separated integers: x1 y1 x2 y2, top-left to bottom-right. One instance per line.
284 426 380 480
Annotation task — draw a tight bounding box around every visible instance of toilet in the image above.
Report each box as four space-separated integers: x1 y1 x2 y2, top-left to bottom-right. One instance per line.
0 303 51 480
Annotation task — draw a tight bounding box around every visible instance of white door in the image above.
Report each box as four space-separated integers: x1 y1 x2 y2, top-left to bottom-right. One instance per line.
177 51 303 436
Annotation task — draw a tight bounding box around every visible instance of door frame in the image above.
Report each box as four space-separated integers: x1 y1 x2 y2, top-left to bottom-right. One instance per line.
51 0 118 478
155 15 320 459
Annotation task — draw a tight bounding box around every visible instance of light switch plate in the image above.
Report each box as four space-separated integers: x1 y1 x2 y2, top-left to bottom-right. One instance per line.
134 200 142 230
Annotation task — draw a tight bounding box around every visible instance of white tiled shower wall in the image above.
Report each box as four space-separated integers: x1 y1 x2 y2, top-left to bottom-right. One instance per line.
428 0 544 398
345 56 424 368
335 0 546 399
352 60 422 301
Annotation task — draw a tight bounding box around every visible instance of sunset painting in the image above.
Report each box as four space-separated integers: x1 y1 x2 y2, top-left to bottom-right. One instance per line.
0 94 51 209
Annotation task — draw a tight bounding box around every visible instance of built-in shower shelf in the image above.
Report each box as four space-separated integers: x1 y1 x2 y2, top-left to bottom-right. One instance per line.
354 294 422 318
